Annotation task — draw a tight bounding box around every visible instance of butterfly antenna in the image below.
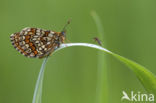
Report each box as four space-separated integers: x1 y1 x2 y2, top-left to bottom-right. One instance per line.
62 19 71 32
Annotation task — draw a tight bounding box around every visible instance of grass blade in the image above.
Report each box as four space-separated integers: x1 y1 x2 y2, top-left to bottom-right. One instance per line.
32 57 49 103
91 11 108 103
112 53 156 94
32 43 156 103
60 43 156 95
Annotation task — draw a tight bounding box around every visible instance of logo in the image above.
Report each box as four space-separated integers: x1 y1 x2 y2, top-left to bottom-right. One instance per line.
121 91 154 102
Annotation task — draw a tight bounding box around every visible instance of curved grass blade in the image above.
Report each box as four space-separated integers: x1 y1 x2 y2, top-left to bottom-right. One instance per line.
32 43 156 103
112 53 156 94
60 43 156 95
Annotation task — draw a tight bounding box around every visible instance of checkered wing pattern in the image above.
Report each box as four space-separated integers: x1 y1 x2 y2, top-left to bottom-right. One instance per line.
10 27 60 58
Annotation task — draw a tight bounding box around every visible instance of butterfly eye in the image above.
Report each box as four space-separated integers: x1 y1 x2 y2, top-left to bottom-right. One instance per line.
61 31 66 37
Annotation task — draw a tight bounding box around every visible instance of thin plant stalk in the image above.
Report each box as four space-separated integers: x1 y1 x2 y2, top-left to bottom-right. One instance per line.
32 57 48 103
91 11 108 103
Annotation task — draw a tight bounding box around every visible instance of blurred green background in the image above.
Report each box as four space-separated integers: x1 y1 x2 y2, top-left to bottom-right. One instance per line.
1 0 156 103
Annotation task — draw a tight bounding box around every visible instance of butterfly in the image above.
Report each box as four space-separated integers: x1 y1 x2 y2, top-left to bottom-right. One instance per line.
10 20 70 58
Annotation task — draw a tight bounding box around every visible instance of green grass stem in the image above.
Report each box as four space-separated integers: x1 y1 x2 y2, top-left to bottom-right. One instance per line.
91 11 108 103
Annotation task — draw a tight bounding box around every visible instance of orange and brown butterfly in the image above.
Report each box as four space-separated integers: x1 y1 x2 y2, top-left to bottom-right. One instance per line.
10 20 70 58
93 37 102 46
